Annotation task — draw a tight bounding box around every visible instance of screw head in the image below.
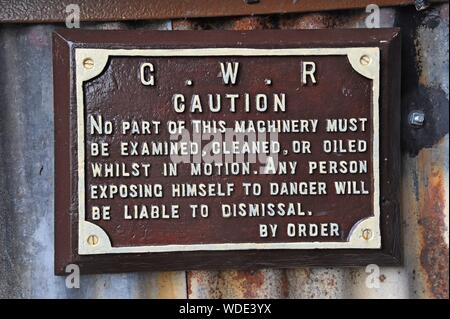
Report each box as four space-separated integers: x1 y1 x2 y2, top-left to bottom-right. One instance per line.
87 234 99 246
83 58 94 69
360 55 372 66
185 79 193 86
362 228 373 241
264 79 272 86
409 110 425 127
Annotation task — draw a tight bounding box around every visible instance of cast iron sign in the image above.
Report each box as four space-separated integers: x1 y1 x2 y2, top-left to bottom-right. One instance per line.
53 29 401 274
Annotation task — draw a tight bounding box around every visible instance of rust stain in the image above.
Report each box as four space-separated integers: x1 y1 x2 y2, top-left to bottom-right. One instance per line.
284 268 346 299
187 271 223 299
231 16 275 30
154 272 186 299
187 269 287 299
280 270 289 298
172 19 194 30
279 13 330 29
173 16 276 30
156 273 176 298
230 270 265 298
417 147 449 299
186 272 193 297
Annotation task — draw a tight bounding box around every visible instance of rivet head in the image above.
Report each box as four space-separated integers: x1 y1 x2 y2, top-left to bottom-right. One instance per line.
362 228 373 241
360 55 371 66
87 234 99 246
185 79 193 86
83 58 94 69
264 79 272 86
409 110 425 127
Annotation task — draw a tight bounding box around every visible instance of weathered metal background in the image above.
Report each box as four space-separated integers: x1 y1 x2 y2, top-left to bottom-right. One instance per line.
0 3 448 298
0 0 448 23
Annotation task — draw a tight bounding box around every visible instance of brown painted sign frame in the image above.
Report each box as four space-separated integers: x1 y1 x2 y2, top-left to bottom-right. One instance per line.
54 29 401 275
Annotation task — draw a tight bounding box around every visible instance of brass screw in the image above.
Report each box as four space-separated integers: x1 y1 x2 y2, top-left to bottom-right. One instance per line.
87 234 99 246
83 58 94 69
360 55 371 66
362 228 373 241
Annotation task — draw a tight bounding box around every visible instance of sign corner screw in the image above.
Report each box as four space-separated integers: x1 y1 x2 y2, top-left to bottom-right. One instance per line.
360 55 372 66
362 228 373 241
83 57 94 69
87 234 99 246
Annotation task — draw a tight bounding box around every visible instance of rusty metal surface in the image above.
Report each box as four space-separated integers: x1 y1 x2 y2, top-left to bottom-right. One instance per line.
0 21 186 298
181 6 449 299
0 4 448 299
397 4 449 299
0 0 448 24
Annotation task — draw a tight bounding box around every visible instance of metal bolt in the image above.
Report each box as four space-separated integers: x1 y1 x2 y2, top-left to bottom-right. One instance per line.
362 229 373 240
360 55 371 66
87 234 99 246
83 58 94 69
414 0 430 11
409 110 425 127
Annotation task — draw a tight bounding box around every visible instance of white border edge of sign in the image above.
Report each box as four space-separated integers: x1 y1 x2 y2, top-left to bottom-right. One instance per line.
74 47 381 255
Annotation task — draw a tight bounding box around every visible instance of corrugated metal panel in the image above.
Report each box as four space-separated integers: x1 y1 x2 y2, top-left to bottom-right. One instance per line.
181 5 449 299
0 4 448 299
0 21 186 299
